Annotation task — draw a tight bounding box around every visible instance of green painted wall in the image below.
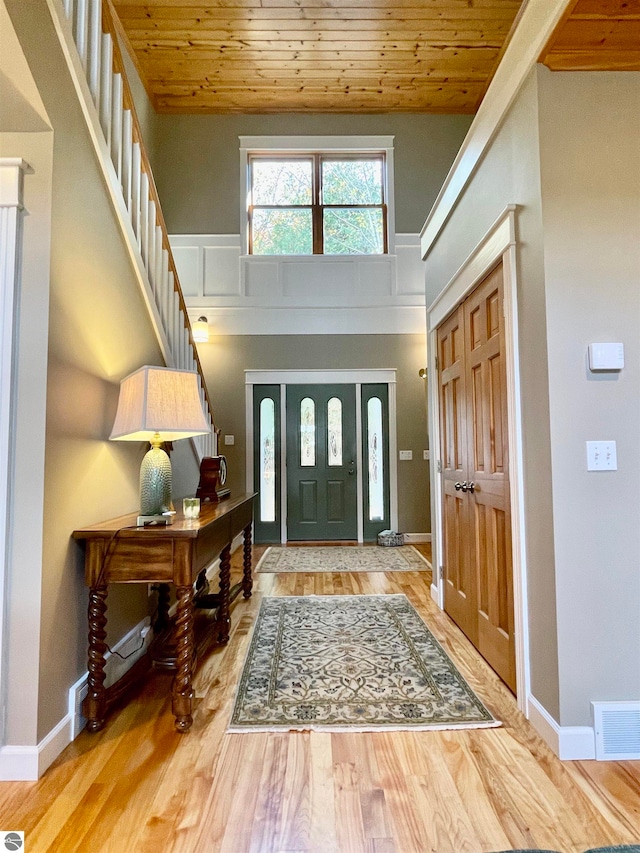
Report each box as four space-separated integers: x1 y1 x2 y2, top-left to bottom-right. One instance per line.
152 113 472 235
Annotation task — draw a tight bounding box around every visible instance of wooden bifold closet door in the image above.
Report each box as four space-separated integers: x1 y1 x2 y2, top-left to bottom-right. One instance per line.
437 262 516 693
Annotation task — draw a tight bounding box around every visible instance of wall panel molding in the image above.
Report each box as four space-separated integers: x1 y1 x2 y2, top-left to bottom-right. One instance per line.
171 233 426 335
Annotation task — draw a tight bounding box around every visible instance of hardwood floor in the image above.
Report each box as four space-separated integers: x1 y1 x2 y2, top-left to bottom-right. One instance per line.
1 543 638 852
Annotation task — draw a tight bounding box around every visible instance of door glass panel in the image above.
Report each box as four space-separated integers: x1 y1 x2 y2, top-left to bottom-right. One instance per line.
300 397 316 466
367 397 384 521
259 398 276 522
327 397 342 466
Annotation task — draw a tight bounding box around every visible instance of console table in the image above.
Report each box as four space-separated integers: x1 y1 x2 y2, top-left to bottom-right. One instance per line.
73 493 255 733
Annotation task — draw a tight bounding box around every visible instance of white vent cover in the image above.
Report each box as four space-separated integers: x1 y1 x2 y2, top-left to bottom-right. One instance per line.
592 701 640 760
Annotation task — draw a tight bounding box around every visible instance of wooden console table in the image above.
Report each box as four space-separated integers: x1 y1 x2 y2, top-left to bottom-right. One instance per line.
73 493 255 733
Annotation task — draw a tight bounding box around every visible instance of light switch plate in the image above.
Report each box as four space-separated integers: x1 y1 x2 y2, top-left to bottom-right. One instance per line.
423 450 430 460
586 440 617 471
224 435 235 445
399 450 413 461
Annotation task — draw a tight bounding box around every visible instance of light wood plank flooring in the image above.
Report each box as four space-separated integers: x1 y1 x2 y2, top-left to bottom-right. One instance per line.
0 544 638 852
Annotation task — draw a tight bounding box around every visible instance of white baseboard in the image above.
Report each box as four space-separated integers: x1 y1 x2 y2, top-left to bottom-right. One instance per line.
527 694 596 760
0 712 73 781
431 583 439 604
0 746 39 781
402 533 432 543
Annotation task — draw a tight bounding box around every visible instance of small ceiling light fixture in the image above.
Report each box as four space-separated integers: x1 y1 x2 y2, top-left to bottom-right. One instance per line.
418 368 428 379
192 316 209 343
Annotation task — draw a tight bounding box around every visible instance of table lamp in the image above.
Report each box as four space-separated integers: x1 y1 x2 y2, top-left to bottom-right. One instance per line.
110 366 211 523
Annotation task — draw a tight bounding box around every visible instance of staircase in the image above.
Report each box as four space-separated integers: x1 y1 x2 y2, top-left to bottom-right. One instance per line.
51 0 216 459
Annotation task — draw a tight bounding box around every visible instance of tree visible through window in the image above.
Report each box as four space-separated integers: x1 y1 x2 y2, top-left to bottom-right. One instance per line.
249 154 387 255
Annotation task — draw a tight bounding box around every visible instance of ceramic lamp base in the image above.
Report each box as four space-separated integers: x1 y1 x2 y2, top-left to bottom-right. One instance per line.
140 445 172 516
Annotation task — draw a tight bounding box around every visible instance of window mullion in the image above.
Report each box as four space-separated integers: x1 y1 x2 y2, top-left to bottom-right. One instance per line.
312 155 322 254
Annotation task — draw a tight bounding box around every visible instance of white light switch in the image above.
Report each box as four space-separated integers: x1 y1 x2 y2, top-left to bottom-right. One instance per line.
586 440 617 471
224 435 235 445
399 450 413 461
423 450 430 460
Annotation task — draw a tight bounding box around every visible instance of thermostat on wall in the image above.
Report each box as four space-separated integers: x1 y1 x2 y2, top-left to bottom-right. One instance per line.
588 342 624 371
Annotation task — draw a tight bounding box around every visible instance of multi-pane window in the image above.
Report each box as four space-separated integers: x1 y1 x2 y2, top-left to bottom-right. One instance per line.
248 154 387 256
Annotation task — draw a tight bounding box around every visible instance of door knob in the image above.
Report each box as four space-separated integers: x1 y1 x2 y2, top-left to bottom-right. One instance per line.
459 480 475 493
454 482 463 491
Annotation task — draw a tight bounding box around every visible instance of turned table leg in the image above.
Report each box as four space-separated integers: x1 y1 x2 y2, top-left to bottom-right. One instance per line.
242 523 253 599
85 585 108 732
217 543 232 644
172 584 195 733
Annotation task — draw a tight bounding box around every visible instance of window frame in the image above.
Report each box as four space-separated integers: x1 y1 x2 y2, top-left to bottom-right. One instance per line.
240 135 396 257
248 153 388 255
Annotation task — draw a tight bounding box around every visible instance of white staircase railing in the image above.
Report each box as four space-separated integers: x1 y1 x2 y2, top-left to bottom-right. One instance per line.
55 0 216 460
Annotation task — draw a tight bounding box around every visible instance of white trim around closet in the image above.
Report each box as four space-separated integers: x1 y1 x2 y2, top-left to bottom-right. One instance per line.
426 205 531 714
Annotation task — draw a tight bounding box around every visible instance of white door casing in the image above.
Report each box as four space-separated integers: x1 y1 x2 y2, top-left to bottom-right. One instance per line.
426 205 531 712
246 369 398 543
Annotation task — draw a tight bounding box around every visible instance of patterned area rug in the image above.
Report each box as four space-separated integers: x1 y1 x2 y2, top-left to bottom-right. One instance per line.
229 594 500 732
255 545 431 573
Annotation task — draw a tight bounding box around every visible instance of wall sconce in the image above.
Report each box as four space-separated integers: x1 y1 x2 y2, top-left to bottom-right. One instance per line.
192 316 209 343
418 368 427 379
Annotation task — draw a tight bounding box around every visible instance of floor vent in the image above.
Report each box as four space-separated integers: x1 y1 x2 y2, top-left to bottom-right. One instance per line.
592 701 640 760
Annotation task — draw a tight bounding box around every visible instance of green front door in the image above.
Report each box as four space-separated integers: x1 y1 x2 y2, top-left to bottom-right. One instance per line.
286 384 357 541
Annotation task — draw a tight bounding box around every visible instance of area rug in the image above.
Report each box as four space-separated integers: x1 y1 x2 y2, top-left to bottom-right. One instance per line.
229 594 500 732
255 545 431 573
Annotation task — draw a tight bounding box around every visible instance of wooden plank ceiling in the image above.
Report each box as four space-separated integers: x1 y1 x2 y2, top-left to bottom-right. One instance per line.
112 0 526 113
113 0 640 114
542 0 640 72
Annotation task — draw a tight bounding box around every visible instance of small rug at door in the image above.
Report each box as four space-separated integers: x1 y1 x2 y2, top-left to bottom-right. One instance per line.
228 594 500 732
255 545 431 573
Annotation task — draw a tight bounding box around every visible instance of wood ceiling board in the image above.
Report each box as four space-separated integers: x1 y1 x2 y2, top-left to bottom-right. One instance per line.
542 0 640 70
113 0 525 113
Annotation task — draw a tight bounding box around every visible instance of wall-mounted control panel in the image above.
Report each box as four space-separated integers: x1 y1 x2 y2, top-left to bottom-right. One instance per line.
399 450 413 461
588 342 624 371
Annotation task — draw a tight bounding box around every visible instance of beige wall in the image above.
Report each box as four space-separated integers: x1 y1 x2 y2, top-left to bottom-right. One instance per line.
425 69 559 718
4 0 199 744
537 68 640 724
425 66 640 727
198 334 431 535
152 113 472 235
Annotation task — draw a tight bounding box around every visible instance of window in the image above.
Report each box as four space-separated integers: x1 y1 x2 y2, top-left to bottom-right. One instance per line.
259 398 276 522
241 136 394 256
300 397 316 466
249 154 386 256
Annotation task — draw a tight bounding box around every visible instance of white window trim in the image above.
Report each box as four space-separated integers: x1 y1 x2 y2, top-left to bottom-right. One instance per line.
239 135 396 256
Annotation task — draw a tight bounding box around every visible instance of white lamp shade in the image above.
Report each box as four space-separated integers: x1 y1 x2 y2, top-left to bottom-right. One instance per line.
110 365 210 442
192 316 209 343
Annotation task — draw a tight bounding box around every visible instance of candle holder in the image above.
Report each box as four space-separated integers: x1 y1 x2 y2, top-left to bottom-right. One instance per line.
183 497 201 519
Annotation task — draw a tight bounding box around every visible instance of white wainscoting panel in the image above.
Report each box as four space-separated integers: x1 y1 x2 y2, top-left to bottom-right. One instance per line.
245 258 281 298
204 244 241 297
171 233 426 335
171 244 200 297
